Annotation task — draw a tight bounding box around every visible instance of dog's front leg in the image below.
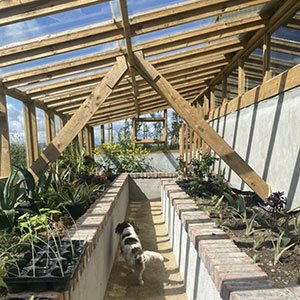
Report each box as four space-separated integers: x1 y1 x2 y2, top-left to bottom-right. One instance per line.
136 262 145 286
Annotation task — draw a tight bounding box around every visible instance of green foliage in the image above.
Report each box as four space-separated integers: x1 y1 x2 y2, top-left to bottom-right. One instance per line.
272 231 296 265
94 140 152 176
0 170 24 229
191 152 219 179
168 111 182 147
10 135 27 168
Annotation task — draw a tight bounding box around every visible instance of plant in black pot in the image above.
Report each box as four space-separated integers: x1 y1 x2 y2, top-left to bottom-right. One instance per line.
2 209 87 293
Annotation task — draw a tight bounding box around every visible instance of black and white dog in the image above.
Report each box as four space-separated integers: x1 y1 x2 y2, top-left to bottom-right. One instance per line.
115 221 164 285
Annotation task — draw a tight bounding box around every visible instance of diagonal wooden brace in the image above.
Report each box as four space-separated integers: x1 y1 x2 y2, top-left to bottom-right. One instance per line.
30 56 128 178
134 51 269 201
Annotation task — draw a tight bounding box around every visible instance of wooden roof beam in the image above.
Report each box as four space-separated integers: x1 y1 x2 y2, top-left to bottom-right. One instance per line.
0 10 266 68
134 51 269 201
0 0 109 27
2 37 239 90
193 0 300 102
29 55 128 178
119 0 139 116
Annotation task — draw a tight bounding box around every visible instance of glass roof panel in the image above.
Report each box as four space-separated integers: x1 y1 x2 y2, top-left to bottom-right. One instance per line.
0 2 112 46
127 0 191 16
1 41 120 75
132 18 212 45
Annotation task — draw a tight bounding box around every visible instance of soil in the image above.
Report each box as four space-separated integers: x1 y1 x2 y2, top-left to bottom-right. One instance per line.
177 179 300 288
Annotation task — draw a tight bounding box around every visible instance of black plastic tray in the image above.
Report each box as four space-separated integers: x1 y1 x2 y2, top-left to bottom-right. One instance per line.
0 297 53 300
2 240 87 293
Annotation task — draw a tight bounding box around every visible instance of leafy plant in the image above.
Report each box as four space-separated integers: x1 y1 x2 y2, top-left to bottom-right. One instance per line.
272 231 296 265
191 152 218 179
253 239 263 250
94 141 152 176
0 170 24 229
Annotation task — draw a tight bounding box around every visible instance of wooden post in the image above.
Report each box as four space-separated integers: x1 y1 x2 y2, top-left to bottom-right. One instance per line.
0 83 11 178
132 118 136 149
210 86 215 112
44 111 55 145
179 122 184 174
79 130 84 152
83 127 89 155
238 58 246 96
90 126 95 155
204 92 210 119
29 56 128 178
59 115 68 130
163 109 167 151
134 51 269 200
263 32 271 83
100 125 105 144
23 101 39 167
184 124 188 177
222 75 228 104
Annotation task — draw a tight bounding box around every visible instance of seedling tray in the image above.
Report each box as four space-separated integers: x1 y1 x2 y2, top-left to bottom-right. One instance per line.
0 297 53 300
3 240 87 293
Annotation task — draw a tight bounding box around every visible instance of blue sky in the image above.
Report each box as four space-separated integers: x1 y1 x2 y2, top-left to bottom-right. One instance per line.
1 0 206 145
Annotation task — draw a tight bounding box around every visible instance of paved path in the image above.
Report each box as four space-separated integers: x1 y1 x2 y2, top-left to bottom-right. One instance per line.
104 198 187 300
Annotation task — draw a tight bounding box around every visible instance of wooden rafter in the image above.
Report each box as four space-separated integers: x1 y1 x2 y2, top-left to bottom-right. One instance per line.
133 51 269 201
29 56 128 178
0 0 109 27
0 10 266 68
2 38 238 90
193 0 300 102
119 0 139 116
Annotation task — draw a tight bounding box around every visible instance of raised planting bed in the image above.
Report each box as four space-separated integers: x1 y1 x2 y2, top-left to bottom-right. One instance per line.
161 179 300 300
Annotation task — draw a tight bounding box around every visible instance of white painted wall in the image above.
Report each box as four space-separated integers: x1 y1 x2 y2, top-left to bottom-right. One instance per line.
210 86 300 209
71 182 129 300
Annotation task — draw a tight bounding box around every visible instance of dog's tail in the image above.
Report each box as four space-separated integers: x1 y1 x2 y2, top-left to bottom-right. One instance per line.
142 250 164 263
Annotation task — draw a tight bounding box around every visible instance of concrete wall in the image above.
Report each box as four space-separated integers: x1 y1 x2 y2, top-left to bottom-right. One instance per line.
210 85 300 209
148 152 180 172
95 151 180 173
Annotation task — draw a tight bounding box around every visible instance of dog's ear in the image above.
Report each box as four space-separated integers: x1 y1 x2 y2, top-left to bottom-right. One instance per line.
129 221 139 234
115 222 130 234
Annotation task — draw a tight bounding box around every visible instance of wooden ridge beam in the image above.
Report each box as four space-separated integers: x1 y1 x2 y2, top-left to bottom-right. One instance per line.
133 51 269 201
0 0 109 27
29 56 128 178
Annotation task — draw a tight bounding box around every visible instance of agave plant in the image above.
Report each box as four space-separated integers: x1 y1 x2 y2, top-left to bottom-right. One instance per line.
0 170 24 229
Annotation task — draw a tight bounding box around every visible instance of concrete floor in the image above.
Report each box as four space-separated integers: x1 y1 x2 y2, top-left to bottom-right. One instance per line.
104 198 187 300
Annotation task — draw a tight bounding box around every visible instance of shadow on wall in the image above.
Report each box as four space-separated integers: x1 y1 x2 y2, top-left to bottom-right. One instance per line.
287 148 300 210
213 72 300 208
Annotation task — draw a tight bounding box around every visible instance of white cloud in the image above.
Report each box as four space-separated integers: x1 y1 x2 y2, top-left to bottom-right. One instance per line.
0 19 43 46
7 103 25 144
